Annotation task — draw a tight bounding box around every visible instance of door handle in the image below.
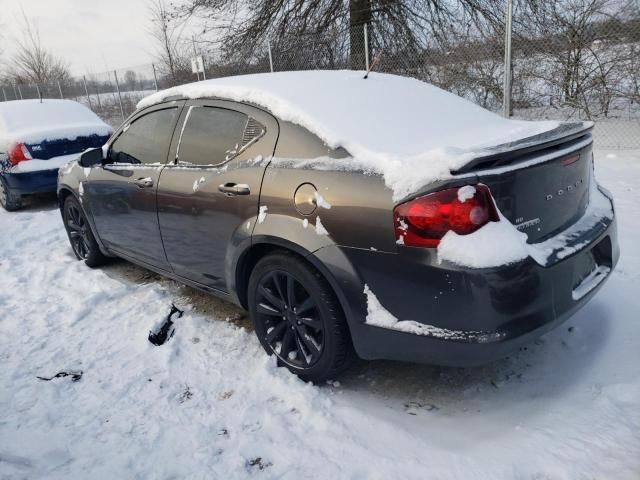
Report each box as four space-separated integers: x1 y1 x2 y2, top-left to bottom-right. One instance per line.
134 177 154 188
218 183 250 196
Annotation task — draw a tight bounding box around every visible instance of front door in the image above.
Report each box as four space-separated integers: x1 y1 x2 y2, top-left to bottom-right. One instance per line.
85 104 183 270
157 100 278 291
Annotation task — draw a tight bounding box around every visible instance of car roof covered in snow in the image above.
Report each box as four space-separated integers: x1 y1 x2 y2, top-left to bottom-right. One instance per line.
138 70 562 156
0 99 112 151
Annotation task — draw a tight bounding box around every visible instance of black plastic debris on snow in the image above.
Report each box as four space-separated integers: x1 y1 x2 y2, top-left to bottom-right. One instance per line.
148 303 184 346
37 371 83 382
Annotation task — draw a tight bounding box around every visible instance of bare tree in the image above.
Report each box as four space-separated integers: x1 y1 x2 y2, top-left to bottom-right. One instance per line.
6 12 70 85
124 70 138 91
513 0 634 117
172 0 500 69
149 0 191 86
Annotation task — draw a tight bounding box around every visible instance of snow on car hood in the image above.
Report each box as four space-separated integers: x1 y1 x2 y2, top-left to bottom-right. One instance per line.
0 99 112 151
138 70 562 200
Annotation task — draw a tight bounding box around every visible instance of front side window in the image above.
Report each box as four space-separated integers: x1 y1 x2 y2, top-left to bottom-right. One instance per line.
108 108 178 165
177 106 263 166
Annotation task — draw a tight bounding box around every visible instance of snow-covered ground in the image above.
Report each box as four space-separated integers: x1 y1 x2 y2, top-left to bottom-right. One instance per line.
0 150 639 479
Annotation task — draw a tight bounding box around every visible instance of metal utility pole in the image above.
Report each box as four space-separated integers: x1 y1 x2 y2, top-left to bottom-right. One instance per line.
192 36 200 81
267 39 274 73
364 24 370 72
113 70 125 121
83 76 92 109
152 63 159 91
502 0 513 118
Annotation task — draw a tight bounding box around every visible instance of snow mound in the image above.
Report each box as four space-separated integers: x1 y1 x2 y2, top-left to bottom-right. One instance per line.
138 71 560 200
0 99 112 151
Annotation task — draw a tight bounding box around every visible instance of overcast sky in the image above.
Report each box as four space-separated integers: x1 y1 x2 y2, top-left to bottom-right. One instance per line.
1 0 169 75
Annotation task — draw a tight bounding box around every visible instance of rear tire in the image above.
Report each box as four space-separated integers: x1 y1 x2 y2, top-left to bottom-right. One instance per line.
62 195 108 268
0 176 22 211
248 251 353 383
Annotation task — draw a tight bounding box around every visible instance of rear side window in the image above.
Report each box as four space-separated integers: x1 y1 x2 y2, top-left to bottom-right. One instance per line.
109 108 178 165
177 106 264 166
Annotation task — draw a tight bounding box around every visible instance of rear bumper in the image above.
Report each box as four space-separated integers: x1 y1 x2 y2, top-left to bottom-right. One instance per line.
312 193 619 367
1 169 59 195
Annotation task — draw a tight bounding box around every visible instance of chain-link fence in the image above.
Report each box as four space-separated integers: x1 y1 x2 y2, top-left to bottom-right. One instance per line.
1 8 639 149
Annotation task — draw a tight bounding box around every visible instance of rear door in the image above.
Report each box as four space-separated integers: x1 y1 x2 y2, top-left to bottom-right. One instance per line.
156 100 278 291
85 103 183 270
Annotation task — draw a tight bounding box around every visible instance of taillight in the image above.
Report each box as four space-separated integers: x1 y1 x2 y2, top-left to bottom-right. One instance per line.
394 184 499 248
8 143 33 166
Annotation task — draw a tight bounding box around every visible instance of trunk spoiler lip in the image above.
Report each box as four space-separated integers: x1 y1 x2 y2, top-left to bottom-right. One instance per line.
452 121 594 175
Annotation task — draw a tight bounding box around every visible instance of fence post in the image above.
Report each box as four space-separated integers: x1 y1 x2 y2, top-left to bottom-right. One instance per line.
57 80 64 99
17 85 23 100
152 63 159 91
364 23 370 72
267 39 274 73
113 70 125 121
83 76 93 109
502 0 513 118
2 88 6 102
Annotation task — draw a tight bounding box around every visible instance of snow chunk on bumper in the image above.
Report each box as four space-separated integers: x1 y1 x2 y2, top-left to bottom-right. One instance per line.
437 219 529 268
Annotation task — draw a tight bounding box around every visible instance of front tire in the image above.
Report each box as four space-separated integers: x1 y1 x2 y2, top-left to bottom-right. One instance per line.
62 195 107 268
0 176 22 211
248 251 353 383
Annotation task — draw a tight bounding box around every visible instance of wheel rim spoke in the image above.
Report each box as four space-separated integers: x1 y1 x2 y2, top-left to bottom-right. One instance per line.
259 285 284 311
299 316 321 330
295 295 315 315
271 274 286 304
281 328 295 358
297 326 321 360
264 321 287 346
286 275 296 309
257 302 282 316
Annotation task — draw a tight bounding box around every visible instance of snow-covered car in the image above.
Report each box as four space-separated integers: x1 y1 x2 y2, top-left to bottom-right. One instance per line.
57 71 619 382
0 99 112 211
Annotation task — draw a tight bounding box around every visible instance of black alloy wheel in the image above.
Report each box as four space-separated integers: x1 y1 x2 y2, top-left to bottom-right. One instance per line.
255 270 325 368
248 251 353 383
64 200 91 259
62 195 108 267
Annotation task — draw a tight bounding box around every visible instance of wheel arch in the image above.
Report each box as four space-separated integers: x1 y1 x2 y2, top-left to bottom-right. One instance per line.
233 237 360 343
58 185 112 257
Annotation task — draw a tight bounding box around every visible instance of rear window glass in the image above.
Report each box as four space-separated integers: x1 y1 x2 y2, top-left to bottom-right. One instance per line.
177 107 262 166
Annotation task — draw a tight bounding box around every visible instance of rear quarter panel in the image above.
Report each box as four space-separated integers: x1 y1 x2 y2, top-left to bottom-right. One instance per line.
254 121 398 254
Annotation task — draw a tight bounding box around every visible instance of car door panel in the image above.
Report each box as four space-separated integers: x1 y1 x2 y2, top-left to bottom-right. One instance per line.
85 103 184 271
156 100 279 291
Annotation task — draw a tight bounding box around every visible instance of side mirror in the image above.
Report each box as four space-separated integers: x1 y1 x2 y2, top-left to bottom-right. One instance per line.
78 148 104 168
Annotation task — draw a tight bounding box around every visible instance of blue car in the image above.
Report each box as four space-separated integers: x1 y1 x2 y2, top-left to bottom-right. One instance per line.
0 99 112 211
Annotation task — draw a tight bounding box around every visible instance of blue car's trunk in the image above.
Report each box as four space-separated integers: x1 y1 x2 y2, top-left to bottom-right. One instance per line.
24 134 110 160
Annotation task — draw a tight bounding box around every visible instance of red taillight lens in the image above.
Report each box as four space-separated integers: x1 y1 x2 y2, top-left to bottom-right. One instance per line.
7 143 33 166
394 184 499 248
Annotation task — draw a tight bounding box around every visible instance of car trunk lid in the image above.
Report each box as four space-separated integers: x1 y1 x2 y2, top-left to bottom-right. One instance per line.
456 122 594 244
24 134 110 160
